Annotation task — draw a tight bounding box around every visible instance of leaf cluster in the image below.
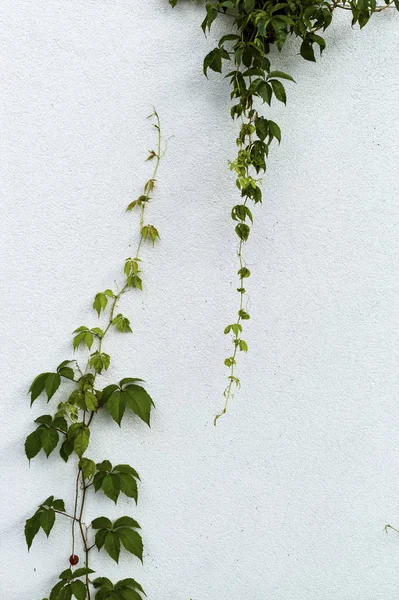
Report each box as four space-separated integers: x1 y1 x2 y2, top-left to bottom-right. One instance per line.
25 496 65 549
47 568 95 600
92 577 145 600
92 516 143 563
93 461 140 504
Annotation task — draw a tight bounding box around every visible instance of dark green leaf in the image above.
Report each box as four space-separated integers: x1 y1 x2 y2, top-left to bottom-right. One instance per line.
97 460 112 472
92 517 112 530
25 514 40 550
25 429 43 460
45 373 61 401
107 390 127 426
40 509 55 536
114 464 140 480
35 415 52 426
58 585 73 600
72 568 95 579
50 581 66 600
41 427 59 457
59 569 73 581
300 41 316 62
125 385 154 426
71 580 86 600
104 532 120 563
119 474 138 502
53 499 65 511
113 516 140 530
270 79 286 104
118 528 143 561
29 372 49 405
102 473 121 503
60 439 74 462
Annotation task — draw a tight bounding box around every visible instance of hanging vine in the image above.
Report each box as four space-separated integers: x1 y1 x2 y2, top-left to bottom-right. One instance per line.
24 110 165 600
169 0 398 423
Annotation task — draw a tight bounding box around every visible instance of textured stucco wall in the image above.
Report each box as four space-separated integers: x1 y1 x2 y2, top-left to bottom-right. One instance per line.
1 2 399 599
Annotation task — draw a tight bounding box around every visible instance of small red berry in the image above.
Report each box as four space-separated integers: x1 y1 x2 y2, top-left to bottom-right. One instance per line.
69 554 79 566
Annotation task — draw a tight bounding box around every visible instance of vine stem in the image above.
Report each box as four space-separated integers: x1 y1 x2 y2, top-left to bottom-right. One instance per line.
69 109 164 598
215 82 255 425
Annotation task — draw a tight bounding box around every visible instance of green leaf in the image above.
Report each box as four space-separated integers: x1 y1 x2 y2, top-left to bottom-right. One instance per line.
118 528 143 561
125 385 154 426
92 578 113 590
270 79 286 104
96 460 112 472
102 473 121 503
267 70 295 82
71 580 86 600
119 378 144 388
118 474 138 502
25 429 43 460
35 415 52 426
114 464 140 480
59 569 73 581
119 590 143 600
79 457 96 480
112 314 132 333
73 426 90 457
92 516 112 530
203 47 229 76
52 416 68 432
29 372 49 404
50 581 66 600
121 590 144 600
104 532 121 563
95 528 109 551
60 439 74 462
107 390 127 426
84 390 98 411
25 514 40 550
53 499 66 511
99 384 119 406
41 427 59 457
57 361 75 380
45 373 61 401
256 81 272 104
93 471 106 491
300 40 316 62
72 568 95 579
93 292 109 317
58 585 73 600
40 509 55 536
113 516 140 530
269 120 281 143
115 579 145 594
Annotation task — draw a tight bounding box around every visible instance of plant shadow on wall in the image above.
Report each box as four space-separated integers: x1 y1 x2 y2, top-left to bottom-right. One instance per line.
169 0 399 424
24 110 166 600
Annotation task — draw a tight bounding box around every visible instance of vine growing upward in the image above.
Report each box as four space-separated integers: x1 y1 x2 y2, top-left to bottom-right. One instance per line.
24 110 165 600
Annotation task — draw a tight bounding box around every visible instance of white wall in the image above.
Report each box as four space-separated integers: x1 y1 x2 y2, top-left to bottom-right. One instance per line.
1 1 399 599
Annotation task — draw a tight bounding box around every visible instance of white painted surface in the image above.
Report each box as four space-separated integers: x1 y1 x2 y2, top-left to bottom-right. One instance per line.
1 1 399 598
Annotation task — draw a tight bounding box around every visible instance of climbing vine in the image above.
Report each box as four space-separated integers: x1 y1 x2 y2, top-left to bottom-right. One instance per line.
169 0 398 423
25 110 165 600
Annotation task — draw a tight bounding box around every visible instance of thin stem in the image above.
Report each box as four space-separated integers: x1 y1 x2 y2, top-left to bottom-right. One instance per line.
54 510 75 520
67 111 165 599
71 468 81 556
215 88 254 425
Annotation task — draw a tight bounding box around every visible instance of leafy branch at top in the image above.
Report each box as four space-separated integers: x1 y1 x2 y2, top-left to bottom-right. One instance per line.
169 0 398 424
